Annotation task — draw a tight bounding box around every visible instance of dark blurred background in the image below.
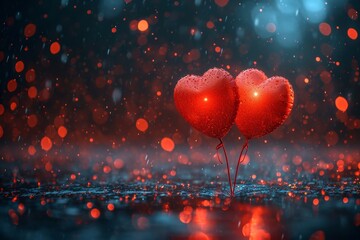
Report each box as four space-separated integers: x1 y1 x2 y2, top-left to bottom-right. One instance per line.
0 0 359 180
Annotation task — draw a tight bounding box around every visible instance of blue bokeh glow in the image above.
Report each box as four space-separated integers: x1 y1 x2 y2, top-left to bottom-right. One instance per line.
302 0 327 23
276 0 300 15
276 15 302 48
251 6 278 38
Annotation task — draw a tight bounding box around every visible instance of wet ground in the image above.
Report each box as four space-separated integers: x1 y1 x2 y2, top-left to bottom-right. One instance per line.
1 145 360 239
1 176 359 240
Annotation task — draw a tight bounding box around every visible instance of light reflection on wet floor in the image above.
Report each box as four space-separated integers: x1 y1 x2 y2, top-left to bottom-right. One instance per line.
0 180 359 240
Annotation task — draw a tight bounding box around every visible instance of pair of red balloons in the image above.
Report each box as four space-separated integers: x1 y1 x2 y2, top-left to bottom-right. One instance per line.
174 68 294 141
174 68 294 196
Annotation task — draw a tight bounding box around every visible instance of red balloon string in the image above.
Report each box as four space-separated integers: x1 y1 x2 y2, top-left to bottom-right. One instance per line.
216 138 233 196
215 141 224 164
232 139 249 195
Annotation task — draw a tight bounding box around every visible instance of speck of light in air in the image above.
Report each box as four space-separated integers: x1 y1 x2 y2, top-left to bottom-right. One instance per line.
138 20 149 32
253 91 259 97
24 23 37 38
214 0 229 7
10 102 17 111
41 136 52 151
58 126 68 138
347 28 358 40
15 61 24 73
319 22 331 36
335 96 348 112
7 79 17 92
50 42 61 54
28 145 36 156
204 97 208 102
266 23 276 33
347 8 358 20
136 118 149 132
161 137 175 152
28 86 38 99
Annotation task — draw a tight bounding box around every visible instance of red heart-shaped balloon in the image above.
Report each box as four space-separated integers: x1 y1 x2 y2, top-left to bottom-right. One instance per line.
174 68 238 138
235 69 294 139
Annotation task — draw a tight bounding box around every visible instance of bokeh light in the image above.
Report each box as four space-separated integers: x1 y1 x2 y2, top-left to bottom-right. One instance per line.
319 22 331 36
138 20 149 32
335 96 349 112
302 0 327 23
50 42 61 55
136 118 149 132
161 137 175 152
347 28 358 40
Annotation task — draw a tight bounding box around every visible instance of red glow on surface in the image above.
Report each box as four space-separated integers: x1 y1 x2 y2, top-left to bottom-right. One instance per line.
107 203 115 211
242 208 271 240
90 208 100 219
242 223 250 237
189 232 209 240
179 211 192 224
